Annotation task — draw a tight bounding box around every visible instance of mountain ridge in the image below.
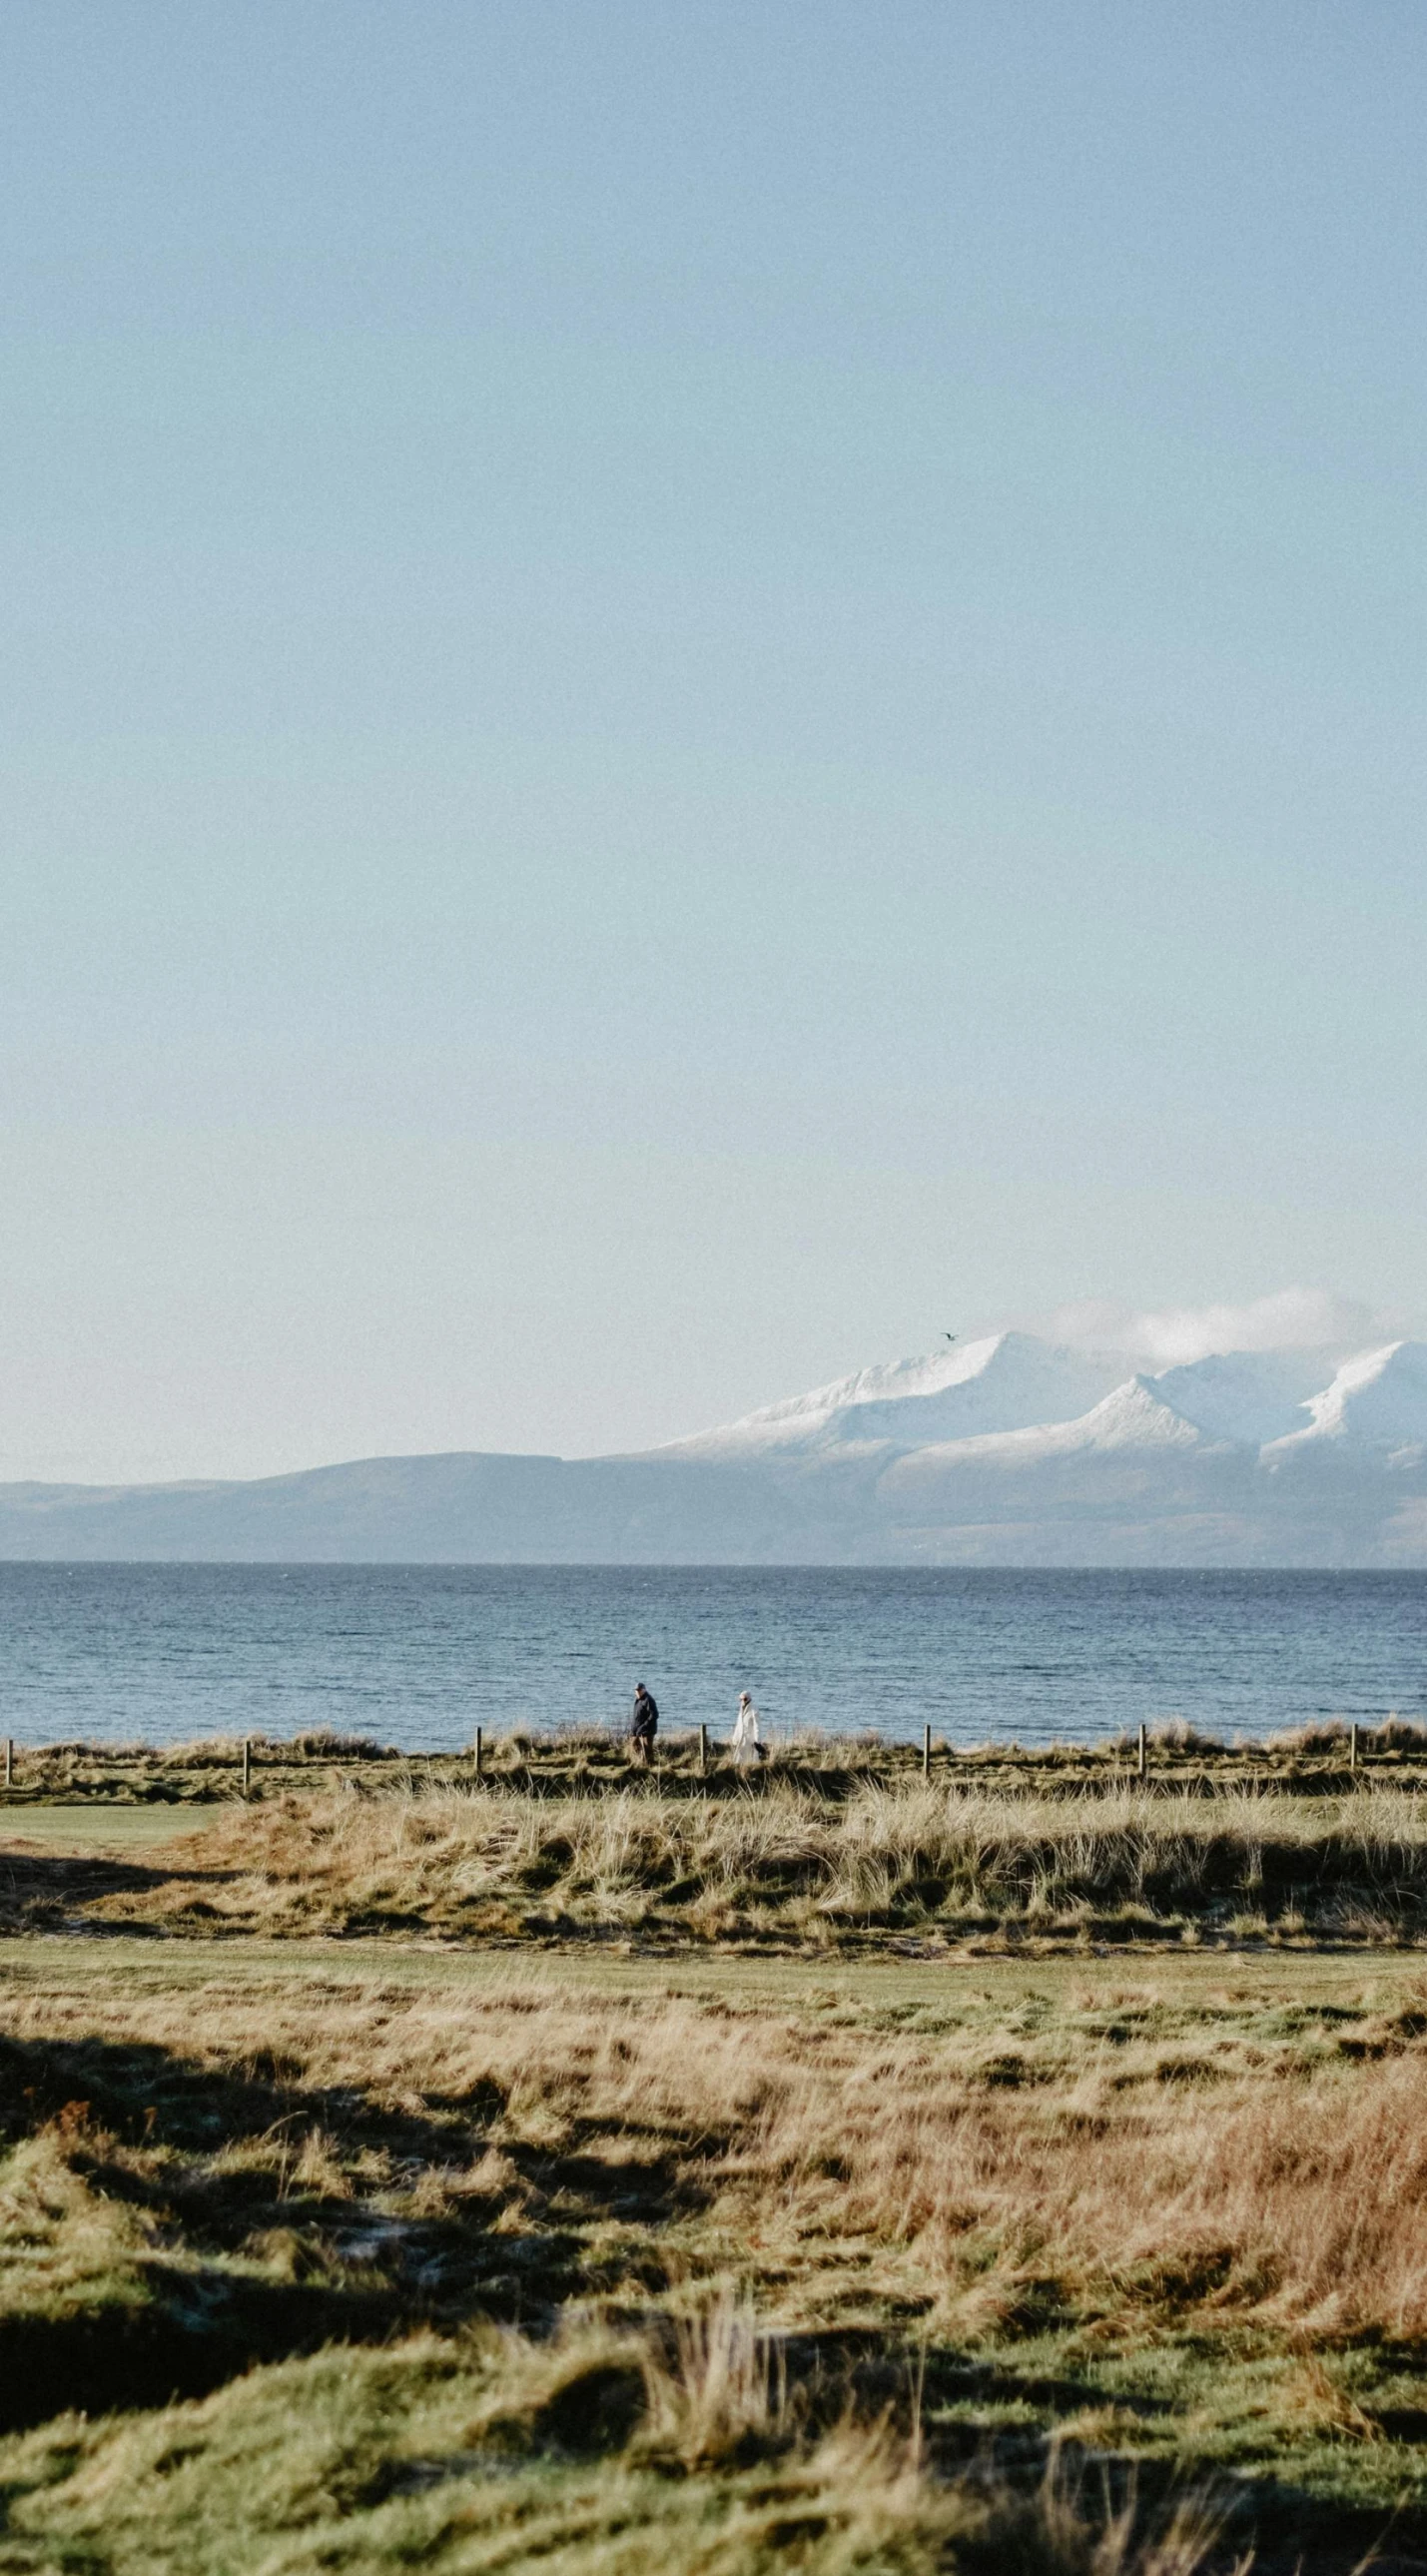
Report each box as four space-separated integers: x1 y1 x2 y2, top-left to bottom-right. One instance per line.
3 1326 1426 1563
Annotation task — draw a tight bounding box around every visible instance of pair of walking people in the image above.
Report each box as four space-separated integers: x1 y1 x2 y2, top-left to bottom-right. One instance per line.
628 1683 763 1767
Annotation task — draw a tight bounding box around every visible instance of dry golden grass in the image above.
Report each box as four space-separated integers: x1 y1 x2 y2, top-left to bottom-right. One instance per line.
5 1710 1427 1881
63 1775 1427 1948
7 1950 1427 2342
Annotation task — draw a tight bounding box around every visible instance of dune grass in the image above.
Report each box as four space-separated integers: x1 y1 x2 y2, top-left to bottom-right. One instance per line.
5 1712 1427 1814
32 1773 1427 1949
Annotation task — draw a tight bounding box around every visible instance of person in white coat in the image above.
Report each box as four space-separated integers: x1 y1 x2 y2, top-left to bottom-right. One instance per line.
731 1691 763 1769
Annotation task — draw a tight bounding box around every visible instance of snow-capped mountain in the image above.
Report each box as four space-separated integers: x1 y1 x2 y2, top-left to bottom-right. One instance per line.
3 1316 1426 1564
1262 1342 1427 1459
883 1377 1212 1489
664 1332 1427 1471
636 1326 1427 1561
1145 1349 1343 1447
656 1331 1128 1458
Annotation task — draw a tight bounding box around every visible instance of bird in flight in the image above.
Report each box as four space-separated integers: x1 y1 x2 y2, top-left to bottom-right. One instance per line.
943 1331 958 1343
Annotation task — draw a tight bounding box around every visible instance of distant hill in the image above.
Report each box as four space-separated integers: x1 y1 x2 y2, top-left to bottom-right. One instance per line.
4 1328 1427 1563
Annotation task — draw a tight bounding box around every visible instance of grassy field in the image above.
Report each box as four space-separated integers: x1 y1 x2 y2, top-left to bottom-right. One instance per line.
5 1738 1427 2570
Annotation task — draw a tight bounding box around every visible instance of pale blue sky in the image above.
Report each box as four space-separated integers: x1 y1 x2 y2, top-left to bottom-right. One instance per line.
4 3 1425 1477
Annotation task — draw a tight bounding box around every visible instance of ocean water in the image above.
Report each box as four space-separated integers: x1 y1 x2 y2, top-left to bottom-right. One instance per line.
1 1564 1425 1750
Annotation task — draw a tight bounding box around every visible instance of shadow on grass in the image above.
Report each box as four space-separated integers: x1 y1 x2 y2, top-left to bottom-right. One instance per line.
0 1847 239 1934
0 2023 729 2431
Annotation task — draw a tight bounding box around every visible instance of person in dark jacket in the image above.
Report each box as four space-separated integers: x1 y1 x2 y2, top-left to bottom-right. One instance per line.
630 1682 659 1765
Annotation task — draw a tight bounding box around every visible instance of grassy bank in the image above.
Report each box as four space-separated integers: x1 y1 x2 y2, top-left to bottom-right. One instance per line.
14 1775 1427 1947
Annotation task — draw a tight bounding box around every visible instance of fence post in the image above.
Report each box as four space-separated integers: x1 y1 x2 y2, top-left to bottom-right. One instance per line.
3 1740 11 1791
1136 1723 1146 1783
473 1725 483 1782
242 1738 252 1795
1350 1722 1358 1775
922 1723 932 1778
698 1723 708 1775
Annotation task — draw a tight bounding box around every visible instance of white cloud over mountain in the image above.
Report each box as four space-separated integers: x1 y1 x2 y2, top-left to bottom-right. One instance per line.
1033 1288 1393 1368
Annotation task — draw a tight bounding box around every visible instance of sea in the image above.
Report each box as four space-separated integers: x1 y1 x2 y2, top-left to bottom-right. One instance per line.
1 1563 1425 1752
